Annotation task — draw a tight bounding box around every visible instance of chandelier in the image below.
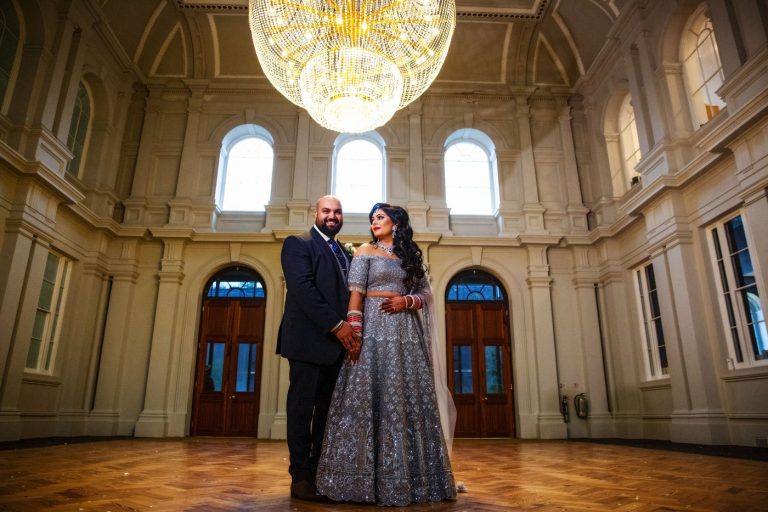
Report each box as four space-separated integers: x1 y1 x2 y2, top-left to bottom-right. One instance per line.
248 0 456 133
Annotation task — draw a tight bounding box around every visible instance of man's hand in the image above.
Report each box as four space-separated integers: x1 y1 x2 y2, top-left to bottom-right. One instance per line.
333 321 358 351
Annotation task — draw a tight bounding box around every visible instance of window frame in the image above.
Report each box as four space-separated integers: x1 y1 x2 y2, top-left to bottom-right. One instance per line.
443 128 499 216
65 81 93 179
708 212 768 369
680 7 726 128
25 251 72 375
633 261 669 380
618 94 641 187
215 124 275 213
331 131 386 214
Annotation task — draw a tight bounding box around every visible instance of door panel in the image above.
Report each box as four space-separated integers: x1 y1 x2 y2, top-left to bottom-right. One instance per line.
192 299 264 436
446 304 480 436
447 302 514 437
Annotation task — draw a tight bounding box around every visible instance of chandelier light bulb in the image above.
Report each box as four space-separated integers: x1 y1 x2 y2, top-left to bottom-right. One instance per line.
248 0 456 133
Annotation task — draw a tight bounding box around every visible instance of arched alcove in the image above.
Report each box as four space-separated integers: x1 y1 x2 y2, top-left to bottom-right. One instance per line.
191 265 267 436
445 268 514 437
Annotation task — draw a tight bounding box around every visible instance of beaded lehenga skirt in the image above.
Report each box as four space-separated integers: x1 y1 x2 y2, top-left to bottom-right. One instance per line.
316 256 456 506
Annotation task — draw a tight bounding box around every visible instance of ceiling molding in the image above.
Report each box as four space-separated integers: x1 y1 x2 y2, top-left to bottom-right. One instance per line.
177 0 549 20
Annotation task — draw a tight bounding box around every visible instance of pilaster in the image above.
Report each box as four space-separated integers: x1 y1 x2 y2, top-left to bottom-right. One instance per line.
515 96 546 233
647 204 728 444
525 244 566 438
0 236 50 441
124 85 164 226
135 237 187 437
89 241 139 435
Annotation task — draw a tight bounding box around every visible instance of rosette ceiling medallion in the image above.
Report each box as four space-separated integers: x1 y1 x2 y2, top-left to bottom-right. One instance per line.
248 0 456 133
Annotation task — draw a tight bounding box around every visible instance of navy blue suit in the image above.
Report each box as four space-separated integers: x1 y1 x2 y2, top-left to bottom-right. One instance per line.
277 227 351 483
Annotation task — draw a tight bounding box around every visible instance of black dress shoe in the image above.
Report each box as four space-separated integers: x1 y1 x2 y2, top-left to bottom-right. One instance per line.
290 480 329 502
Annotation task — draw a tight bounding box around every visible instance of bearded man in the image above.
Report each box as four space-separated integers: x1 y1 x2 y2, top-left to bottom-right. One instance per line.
276 195 359 501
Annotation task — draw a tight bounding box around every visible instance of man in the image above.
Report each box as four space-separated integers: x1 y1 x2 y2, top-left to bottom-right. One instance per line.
276 195 359 501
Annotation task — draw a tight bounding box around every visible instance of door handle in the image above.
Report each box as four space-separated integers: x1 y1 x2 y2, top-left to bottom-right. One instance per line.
483 396 488 401
230 395 236 399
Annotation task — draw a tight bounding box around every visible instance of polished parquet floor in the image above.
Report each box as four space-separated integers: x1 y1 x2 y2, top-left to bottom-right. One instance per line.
0 437 767 511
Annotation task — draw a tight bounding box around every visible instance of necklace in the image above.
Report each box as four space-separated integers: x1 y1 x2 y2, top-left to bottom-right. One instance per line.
373 241 395 255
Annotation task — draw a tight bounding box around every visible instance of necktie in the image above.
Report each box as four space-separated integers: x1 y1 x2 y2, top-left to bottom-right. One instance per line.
329 239 348 274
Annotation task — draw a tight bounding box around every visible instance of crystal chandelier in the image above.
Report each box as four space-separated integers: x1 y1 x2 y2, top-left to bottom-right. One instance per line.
248 0 456 133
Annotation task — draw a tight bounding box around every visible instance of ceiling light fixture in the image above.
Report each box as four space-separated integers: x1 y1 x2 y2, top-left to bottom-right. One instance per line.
248 0 456 133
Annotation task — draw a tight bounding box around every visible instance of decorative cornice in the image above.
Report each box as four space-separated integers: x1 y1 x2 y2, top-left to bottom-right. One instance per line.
177 0 550 20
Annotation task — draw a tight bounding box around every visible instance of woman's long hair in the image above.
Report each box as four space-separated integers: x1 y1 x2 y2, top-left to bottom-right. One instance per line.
368 203 425 290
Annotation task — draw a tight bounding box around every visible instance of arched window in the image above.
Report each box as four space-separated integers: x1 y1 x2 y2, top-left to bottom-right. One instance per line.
618 94 641 186
66 82 92 178
0 1 20 109
204 266 266 298
681 8 726 127
216 124 274 212
444 129 499 215
332 132 385 213
446 269 505 302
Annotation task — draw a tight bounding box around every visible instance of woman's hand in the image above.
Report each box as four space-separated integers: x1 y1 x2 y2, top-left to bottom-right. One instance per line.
346 335 362 364
379 295 408 314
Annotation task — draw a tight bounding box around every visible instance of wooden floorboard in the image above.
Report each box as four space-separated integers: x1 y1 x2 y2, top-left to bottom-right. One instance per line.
0 438 766 511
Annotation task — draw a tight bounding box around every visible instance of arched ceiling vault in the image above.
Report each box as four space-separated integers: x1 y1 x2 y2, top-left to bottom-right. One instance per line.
98 0 622 92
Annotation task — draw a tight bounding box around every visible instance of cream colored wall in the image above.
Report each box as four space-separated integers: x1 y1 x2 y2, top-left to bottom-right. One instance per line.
0 0 766 446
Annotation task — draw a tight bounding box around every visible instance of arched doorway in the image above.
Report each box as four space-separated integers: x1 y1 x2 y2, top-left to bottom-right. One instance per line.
191 266 266 436
445 269 515 437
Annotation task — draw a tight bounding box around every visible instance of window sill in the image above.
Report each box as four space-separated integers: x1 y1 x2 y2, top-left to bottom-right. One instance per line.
722 364 768 382
638 376 671 390
22 372 62 387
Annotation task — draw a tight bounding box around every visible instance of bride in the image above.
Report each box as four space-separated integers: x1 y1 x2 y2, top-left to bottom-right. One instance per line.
315 203 457 506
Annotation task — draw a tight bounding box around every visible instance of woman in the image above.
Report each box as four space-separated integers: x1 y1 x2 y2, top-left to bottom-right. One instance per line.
315 203 457 506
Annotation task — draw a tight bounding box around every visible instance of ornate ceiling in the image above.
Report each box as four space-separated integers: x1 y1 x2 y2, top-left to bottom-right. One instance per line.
97 0 627 90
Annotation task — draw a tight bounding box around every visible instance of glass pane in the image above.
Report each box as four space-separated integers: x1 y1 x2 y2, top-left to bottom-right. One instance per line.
43 253 59 281
725 216 747 252
725 295 743 362
26 337 41 369
731 251 755 288
743 289 767 360
452 345 473 394
445 142 493 215
446 270 506 302
203 342 226 392
683 51 704 90
31 309 47 340
334 138 384 213
484 345 503 394
649 289 661 317
645 264 656 290
654 318 668 374
221 137 274 212
236 343 258 392
205 268 266 299
698 35 720 81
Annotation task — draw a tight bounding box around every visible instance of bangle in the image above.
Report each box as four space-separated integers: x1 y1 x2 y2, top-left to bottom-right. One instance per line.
412 295 422 310
347 310 363 335
403 295 411 310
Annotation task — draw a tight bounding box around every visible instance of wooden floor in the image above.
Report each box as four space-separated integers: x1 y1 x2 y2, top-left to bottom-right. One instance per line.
1 438 767 511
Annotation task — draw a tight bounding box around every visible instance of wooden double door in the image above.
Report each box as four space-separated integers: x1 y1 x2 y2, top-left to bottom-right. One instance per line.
191 298 264 436
446 301 514 437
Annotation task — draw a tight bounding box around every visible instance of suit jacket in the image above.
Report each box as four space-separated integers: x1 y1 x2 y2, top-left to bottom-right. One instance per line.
276 227 351 365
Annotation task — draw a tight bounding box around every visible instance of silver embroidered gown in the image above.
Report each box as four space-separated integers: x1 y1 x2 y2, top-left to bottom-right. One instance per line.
315 255 456 506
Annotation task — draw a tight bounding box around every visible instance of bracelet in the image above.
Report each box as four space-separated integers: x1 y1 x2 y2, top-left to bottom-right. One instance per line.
347 310 363 335
412 294 422 310
404 295 413 310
